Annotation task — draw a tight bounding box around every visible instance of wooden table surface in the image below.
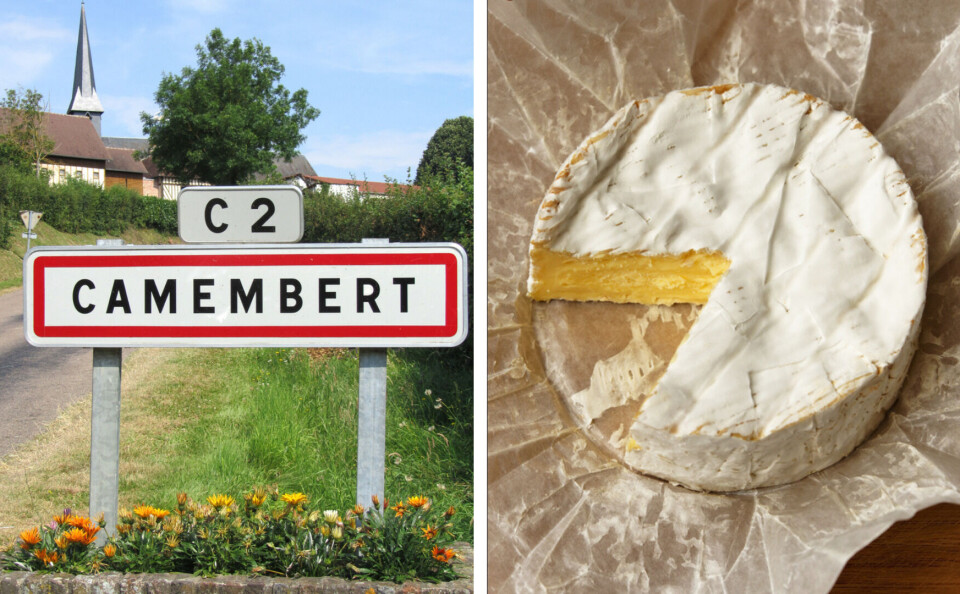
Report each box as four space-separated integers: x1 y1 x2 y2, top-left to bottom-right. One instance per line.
832 502 960 592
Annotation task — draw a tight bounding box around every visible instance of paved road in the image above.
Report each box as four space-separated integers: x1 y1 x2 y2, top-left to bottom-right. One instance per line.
0 288 94 458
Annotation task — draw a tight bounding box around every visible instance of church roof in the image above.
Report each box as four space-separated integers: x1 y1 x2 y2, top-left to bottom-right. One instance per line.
67 3 103 115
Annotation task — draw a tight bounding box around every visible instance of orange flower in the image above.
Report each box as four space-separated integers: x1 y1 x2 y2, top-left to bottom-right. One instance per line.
352 504 365 516
64 527 97 546
431 546 455 563
54 535 68 550
421 525 438 540
133 505 154 519
19 527 41 549
66 515 89 529
445 506 456 518
133 505 169 520
371 494 380 509
33 548 59 565
103 544 117 558
407 495 429 508
390 502 406 518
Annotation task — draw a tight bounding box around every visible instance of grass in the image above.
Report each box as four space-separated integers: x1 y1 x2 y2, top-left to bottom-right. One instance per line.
0 346 473 547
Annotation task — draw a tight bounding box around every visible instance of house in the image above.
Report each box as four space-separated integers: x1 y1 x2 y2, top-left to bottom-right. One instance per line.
300 176 404 199
32 111 107 186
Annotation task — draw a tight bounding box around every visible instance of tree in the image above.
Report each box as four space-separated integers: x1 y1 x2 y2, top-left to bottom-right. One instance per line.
1 88 54 177
414 116 473 185
141 28 320 186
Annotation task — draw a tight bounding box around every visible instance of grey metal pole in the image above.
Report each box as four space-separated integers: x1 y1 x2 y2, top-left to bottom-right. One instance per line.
90 347 121 541
356 238 389 508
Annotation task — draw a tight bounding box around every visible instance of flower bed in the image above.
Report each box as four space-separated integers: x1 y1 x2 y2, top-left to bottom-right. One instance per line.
1 490 471 590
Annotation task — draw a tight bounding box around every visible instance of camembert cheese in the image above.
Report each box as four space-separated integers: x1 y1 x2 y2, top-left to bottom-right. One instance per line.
527 83 927 491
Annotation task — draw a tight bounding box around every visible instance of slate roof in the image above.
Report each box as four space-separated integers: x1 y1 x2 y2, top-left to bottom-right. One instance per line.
67 3 103 115
105 147 147 174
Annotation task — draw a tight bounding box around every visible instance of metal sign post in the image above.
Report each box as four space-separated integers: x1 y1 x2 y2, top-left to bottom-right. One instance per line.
19 210 41 252
356 238 389 508
89 238 124 540
90 347 121 542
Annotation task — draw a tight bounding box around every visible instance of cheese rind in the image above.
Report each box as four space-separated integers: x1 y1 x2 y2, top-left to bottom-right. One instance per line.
527 83 927 491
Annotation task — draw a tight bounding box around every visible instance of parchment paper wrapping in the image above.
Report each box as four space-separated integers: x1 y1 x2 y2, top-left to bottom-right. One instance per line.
487 1 960 591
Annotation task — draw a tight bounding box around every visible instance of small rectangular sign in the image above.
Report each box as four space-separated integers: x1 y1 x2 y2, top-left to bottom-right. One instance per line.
24 244 467 348
22 232 37 239
178 185 304 243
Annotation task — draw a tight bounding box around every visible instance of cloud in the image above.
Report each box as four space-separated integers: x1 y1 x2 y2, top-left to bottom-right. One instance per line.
101 95 159 138
0 17 70 43
0 16 71 90
304 130 431 179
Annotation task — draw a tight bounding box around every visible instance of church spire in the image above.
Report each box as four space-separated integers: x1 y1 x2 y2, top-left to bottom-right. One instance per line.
67 2 104 135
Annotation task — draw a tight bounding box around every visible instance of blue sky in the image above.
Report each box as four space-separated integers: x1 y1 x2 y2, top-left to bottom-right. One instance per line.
0 0 474 182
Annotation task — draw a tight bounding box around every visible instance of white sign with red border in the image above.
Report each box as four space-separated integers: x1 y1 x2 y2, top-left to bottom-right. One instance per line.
23 243 468 348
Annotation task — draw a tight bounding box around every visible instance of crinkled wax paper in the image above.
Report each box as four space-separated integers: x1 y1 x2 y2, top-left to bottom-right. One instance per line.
487 1 960 591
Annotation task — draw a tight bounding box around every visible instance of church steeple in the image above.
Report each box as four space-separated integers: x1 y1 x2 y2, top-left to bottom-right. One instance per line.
67 2 104 135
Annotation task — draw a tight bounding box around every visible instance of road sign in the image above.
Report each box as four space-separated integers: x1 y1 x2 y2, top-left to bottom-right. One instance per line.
22 232 37 239
20 210 42 229
23 243 468 348
178 185 304 243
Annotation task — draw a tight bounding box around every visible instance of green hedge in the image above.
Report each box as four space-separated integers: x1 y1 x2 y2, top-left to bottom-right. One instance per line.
0 164 178 247
303 165 473 258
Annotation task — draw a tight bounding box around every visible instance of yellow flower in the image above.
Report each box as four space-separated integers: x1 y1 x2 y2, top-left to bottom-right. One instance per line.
247 488 267 507
421 525 438 540
207 494 235 509
331 526 343 540
322 510 339 524
54 535 68 550
319 525 330 537
281 492 308 507
407 495 429 508
165 535 180 548
103 544 117 558
19 527 41 549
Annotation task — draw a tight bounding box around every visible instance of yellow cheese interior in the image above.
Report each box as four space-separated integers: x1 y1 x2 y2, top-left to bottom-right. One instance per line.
529 246 731 305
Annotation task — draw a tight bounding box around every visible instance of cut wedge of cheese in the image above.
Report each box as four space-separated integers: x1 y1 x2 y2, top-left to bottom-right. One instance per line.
527 83 927 491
